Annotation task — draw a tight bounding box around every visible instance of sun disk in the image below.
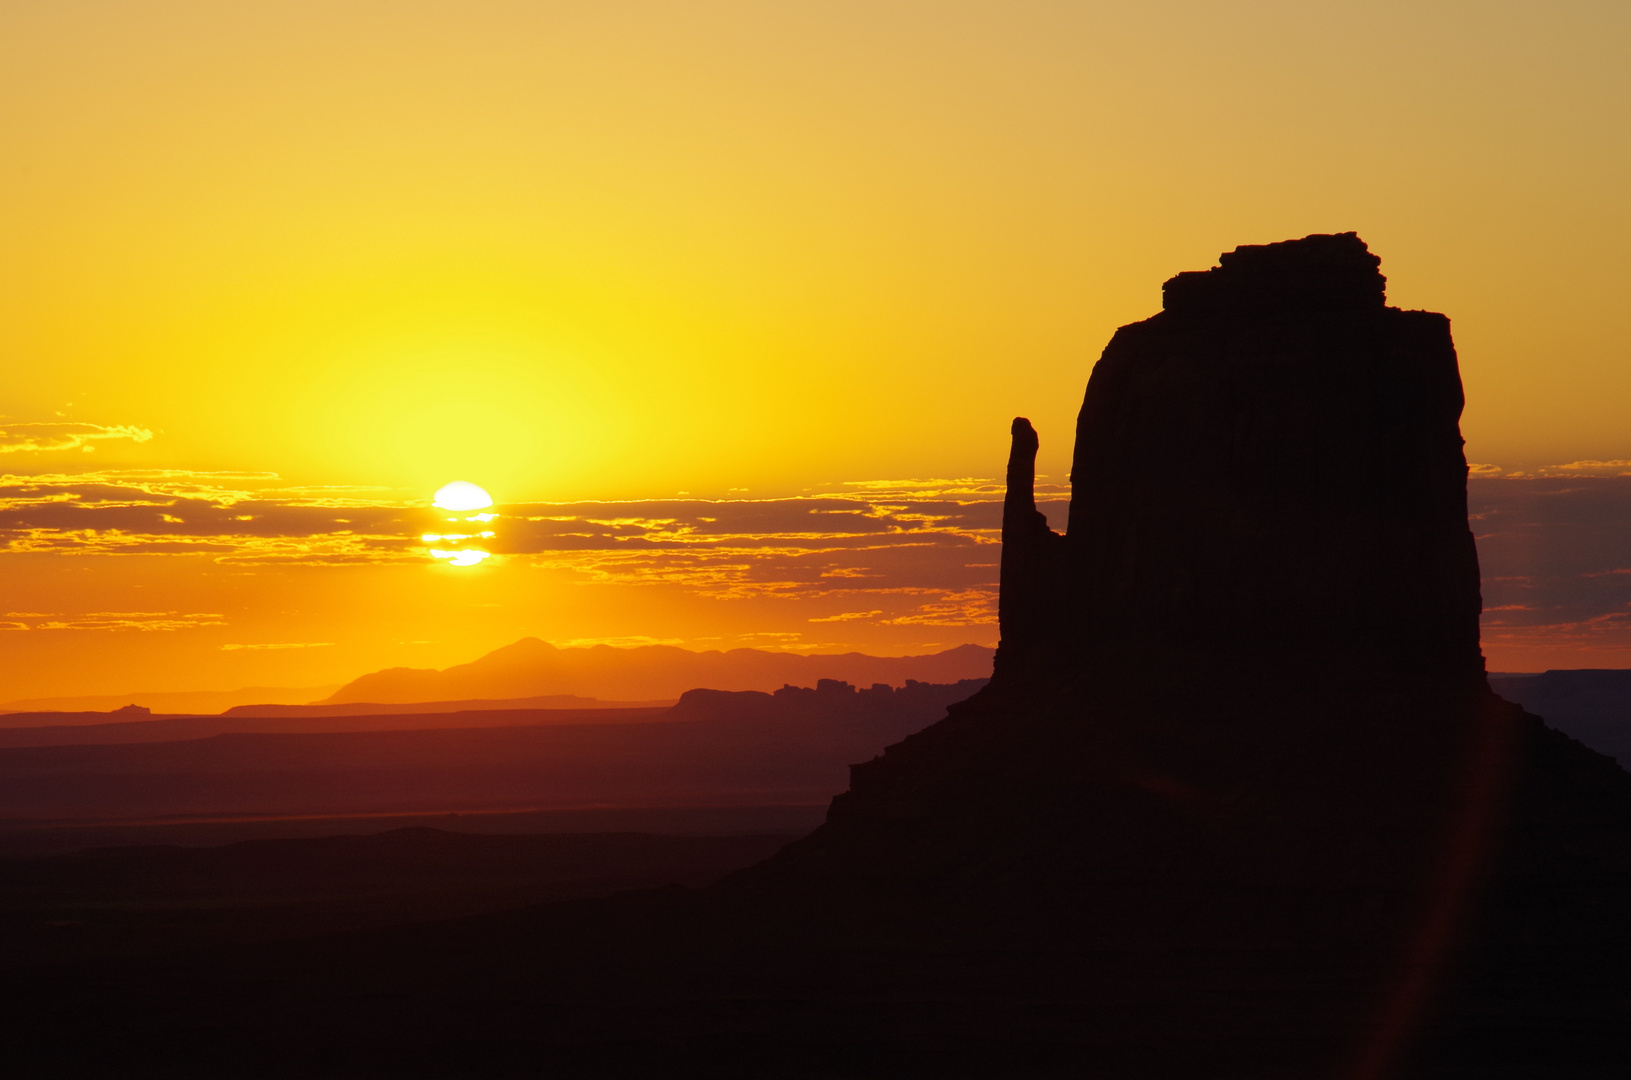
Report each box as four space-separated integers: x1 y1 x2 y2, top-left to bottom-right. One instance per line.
433 481 494 512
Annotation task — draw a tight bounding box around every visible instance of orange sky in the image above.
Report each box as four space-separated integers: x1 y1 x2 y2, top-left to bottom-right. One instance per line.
3 2 1629 699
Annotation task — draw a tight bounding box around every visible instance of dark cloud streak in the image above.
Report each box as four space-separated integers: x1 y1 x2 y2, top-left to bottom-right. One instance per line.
2 471 1626 650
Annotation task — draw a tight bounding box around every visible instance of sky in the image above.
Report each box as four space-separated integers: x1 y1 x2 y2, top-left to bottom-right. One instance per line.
2 1 1629 700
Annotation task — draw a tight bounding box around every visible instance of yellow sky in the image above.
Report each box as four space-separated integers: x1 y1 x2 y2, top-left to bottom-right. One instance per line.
2 2 1629 697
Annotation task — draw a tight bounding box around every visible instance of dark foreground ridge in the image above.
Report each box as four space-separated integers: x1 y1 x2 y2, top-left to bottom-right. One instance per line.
7 235 1629 1079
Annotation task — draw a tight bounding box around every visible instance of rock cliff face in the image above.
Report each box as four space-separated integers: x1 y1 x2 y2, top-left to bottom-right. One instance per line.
1001 233 1482 682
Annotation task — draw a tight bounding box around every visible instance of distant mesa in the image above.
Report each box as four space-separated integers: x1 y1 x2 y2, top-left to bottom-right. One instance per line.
0 684 342 717
0 647 996 724
667 678 992 725
0 678 989 820
318 639 996 705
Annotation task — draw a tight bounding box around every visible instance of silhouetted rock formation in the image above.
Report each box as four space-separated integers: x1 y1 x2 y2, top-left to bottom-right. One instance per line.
6 236 1628 1079
728 233 1630 1074
1490 668 1631 767
321 639 994 704
995 416 1065 671
1000 232 1482 682
0 683 987 824
668 678 989 725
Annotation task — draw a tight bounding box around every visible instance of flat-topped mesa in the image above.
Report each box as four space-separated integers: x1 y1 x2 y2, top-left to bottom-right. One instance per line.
999 233 1484 683
1161 231 1387 314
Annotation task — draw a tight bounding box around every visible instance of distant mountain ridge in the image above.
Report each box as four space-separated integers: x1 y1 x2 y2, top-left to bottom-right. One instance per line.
320 639 995 704
0 679 989 823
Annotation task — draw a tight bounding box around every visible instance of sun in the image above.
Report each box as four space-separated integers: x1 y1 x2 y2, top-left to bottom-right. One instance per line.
432 481 494 511
425 481 497 567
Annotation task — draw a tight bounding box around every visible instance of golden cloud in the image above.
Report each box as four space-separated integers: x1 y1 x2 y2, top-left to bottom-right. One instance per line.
220 642 335 651
0 423 153 454
0 611 225 632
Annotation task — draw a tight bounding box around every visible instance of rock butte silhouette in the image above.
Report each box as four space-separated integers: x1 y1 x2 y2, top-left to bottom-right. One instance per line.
9 234 1630 1078
318 639 996 705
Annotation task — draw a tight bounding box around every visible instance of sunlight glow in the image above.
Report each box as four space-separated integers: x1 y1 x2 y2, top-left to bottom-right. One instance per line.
433 481 494 512
430 548 491 567
426 483 498 567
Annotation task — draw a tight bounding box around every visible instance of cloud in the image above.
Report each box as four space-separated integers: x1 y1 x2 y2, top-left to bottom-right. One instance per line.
0 474 1027 580
817 477 1068 499
220 642 334 651
1469 475 1631 658
1471 460 1631 479
5 469 1622 654
880 589 999 626
0 471 426 564
1 611 225 632
0 423 153 454
0 473 1013 632
1552 460 1631 475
